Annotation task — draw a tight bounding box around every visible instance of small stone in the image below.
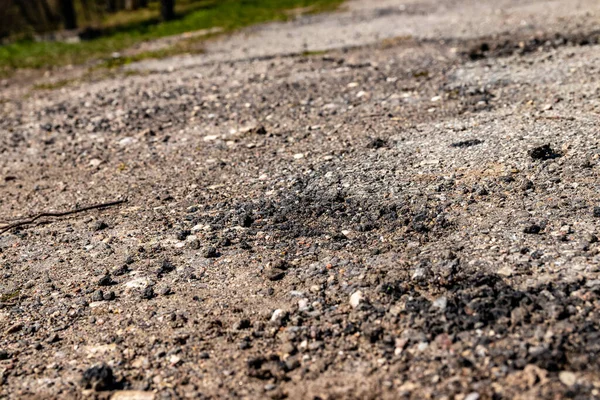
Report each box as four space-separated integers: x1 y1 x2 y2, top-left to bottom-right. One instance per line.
521 180 534 191
594 207 600 218
125 277 151 290
239 214 254 228
47 334 60 344
110 391 155 400
298 298 309 310
5 323 23 335
511 307 529 325
203 247 220 258
97 274 114 286
524 224 541 234
176 230 191 241
159 286 172 296
367 138 388 149
239 241 252 250
188 238 201 250
92 290 104 302
112 265 130 276
349 291 364 308
412 268 426 280
93 220 109 231
267 268 286 281
270 309 288 326
497 266 514 277
198 352 210 359
464 393 480 400
264 384 277 391
156 259 175 276
281 343 297 356
529 144 560 161
80 364 115 391
234 319 251 330
559 371 577 387
238 341 251 350
218 237 232 247
103 291 116 301
0 351 9 360
169 355 182 366
308 341 324 351
284 356 300 371
141 287 155 300
250 125 267 135
432 296 447 311
587 233 599 244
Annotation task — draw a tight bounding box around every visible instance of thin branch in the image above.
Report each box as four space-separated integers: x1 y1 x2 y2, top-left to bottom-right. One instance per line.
0 198 128 235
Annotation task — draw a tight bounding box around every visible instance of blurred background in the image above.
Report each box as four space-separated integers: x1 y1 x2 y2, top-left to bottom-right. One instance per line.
0 0 343 72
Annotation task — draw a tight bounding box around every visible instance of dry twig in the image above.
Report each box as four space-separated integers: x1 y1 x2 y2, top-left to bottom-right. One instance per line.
0 199 127 235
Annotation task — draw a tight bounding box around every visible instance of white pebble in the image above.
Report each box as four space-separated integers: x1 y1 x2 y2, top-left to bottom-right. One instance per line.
349 291 364 308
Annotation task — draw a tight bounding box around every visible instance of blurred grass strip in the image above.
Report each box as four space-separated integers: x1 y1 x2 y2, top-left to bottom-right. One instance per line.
0 0 344 72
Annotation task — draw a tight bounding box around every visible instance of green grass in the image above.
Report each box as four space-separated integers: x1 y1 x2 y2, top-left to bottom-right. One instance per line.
301 49 329 57
0 0 344 72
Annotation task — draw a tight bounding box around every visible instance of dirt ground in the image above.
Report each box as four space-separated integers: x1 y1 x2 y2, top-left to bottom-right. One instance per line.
2 0 600 399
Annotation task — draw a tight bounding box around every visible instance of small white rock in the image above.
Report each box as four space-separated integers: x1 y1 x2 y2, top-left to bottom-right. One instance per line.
497 266 514 277
298 298 309 310
341 230 354 239
349 291 364 308
111 391 155 400
124 277 151 290
432 296 447 311
271 309 285 322
118 137 136 146
559 371 577 387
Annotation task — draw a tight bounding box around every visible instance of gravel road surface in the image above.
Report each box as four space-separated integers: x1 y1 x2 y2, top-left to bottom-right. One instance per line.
1 0 600 398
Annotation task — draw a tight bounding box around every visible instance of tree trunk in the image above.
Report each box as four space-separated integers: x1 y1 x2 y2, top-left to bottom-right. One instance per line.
108 0 126 12
160 0 175 21
80 0 92 23
125 0 138 10
40 0 61 28
59 0 78 29
107 0 117 12
14 0 37 28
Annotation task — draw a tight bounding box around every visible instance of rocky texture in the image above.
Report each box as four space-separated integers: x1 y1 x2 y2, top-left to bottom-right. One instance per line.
2 0 600 398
